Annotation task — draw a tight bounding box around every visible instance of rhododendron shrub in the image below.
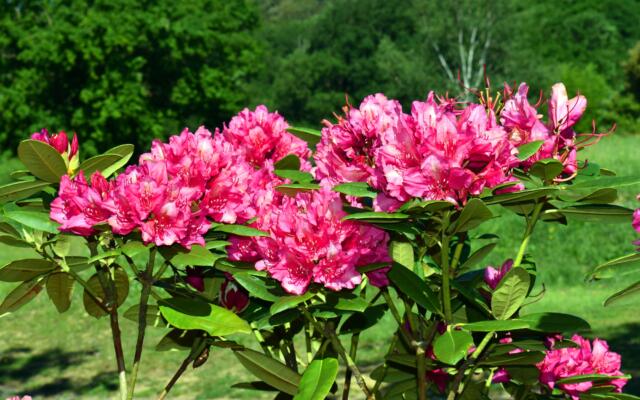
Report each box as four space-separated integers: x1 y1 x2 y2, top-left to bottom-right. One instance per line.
0 84 639 400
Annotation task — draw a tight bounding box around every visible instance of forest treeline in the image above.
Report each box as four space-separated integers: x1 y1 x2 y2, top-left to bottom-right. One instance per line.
1 0 639 153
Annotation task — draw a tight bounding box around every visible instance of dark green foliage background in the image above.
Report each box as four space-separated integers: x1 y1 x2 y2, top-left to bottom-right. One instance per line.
1 0 640 155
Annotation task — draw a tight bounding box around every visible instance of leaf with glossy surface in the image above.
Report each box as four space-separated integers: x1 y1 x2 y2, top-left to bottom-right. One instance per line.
390 241 414 269
46 272 74 313
333 182 377 198
557 373 631 385
124 304 165 327
343 211 409 223
530 158 564 181
433 328 474 365
0 180 51 204
569 175 640 190
3 210 60 233
234 348 301 395
275 170 314 183
100 144 135 177
171 245 221 267
82 267 129 318
287 126 321 146
0 277 45 315
213 224 270 237
17 140 68 183
460 319 531 332
548 204 634 224
233 272 281 302
604 281 640 306
276 183 321 196
159 297 251 336
270 292 315 315
448 198 493 234
274 154 301 170
516 140 544 160
519 312 590 332
78 154 122 176
388 263 441 314
340 304 388 335
0 259 56 282
590 253 640 280
294 357 339 400
491 268 531 320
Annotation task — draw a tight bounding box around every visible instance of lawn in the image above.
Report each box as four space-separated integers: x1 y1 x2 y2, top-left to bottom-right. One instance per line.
0 134 639 399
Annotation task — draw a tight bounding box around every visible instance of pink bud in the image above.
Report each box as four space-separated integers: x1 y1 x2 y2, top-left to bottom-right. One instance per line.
70 132 79 158
219 279 249 313
49 131 69 154
31 128 50 143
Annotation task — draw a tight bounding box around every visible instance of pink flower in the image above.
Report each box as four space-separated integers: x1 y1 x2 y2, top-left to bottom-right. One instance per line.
537 334 628 399
6 396 32 400
219 278 249 313
492 368 510 384
500 83 549 147
484 260 514 290
32 128 79 160
549 83 587 136
222 105 311 168
230 186 390 294
50 171 114 236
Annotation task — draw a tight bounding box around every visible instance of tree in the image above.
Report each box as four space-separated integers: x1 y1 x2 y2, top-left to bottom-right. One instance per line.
0 0 263 154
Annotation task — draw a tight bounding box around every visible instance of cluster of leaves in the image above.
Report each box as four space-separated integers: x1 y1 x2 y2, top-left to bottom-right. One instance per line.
1 116 640 400
0 0 262 155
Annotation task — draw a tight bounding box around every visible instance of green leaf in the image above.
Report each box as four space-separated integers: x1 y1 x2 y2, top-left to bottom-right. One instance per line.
390 241 414 269
159 297 251 336
213 224 270 237
270 292 315 315
17 139 68 183
460 319 531 332
0 277 45 315
548 204 634 223
0 259 56 282
274 154 301 170
399 199 453 214
388 263 441 314
205 240 231 250
233 272 281 302
294 357 339 400
155 329 200 351
484 187 558 205
516 140 544 160
568 175 640 190
78 154 122 176
480 351 545 366
0 180 51 204
0 235 30 248
123 304 165 327
82 267 129 318
433 328 474 365
519 312 590 332
3 210 60 233
448 198 493 234
333 182 377 198
590 253 640 280
276 183 321 196
287 126 322 146
340 304 388 335
604 281 640 306
275 170 315 183
459 242 497 271
529 158 564 181
46 272 74 313
556 374 631 385
171 245 221 267
100 144 135 178
234 348 302 395
342 211 410 223
491 268 531 320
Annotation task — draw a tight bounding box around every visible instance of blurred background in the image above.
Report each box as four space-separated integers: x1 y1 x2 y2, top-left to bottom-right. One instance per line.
0 0 639 399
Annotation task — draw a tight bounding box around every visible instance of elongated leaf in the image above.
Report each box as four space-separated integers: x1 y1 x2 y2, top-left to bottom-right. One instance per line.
459 242 497 271
78 154 122 176
516 140 544 160
388 263 441 314
390 241 414 269
155 329 200 351
233 272 281 302
0 277 45 315
519 312 590 332
343 211 409 223
590 253 640 280
294 357 339 400
213 224 270 237
275 170 314 183
274 154 301 170
17 140 68 183
340 304 388 335
0 235 30 248
557 374 631 385
3 210 60 233
276 183 320 196
287 126 322 146
124 304 165 327
100 144 135 178
480 351 545 366
448 198 493 234
548 204 634 224
0 259 56 282
491 268 530 320
399 199 453 213
484 187 558 205
0 180 51 204
270 292 315 315
235 348 301 395
46 272 74 313
333 182 377 198
530 158 563 181
604 281 640 306
159 297 251 336
171 245 220 267
433 328 474 365
460 319 530 332
569 175 640 190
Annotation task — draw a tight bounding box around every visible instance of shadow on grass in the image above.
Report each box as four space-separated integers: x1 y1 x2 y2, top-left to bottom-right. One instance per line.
0 347 118 398
604 322 640 395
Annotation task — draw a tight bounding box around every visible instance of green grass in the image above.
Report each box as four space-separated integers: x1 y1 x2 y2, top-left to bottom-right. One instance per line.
1 134 639 399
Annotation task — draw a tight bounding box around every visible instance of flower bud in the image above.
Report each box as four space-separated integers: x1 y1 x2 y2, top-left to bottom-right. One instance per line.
219 278 249 313
185 267 205 292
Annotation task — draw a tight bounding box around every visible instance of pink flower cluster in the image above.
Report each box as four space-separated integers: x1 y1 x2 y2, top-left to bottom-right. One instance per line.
501 82 587 176
537 334 627 399
314 83 589 211
228 186 391 294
